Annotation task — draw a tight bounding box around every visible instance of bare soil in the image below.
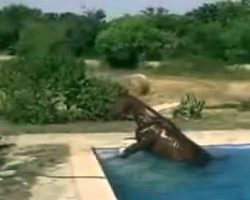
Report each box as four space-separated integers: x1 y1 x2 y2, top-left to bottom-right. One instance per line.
142 75 250 106
0 144 69 200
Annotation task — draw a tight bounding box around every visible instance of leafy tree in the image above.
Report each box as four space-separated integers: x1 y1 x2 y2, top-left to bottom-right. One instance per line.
95 16 166 68
83 8 106 22
223 17 250 63
186 0 250 25
2 1 250 66
16 21 71 58
59 9 106 57
140 7 182 33
186 3 219 23
186 21 225 59
140 7 197 58
0 5 42 53
43 12 60 21
0 5 106 57
0 55 126 124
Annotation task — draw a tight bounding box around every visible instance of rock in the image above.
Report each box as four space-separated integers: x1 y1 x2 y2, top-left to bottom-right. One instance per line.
0 170 16 177
119 74 150 96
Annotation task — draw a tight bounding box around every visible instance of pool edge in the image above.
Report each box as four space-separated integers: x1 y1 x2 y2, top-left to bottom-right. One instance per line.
68 130 250 200
69 143 118 200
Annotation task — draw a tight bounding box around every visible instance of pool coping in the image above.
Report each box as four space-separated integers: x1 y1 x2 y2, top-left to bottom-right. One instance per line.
68 130 250 200
69 144 117 200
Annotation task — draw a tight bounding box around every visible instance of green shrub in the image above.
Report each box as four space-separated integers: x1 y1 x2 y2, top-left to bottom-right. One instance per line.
95 16 166 68
222 17 250 63
0 55 127 124
15 21 72 58
173 93 205 120
149 55 227 78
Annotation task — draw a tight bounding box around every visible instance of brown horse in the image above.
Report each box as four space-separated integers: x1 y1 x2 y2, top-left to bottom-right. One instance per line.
109 94 211 166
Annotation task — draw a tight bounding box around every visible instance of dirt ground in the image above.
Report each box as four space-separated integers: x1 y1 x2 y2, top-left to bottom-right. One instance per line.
0 144 70 200
142 75 250 106
89 67 250 106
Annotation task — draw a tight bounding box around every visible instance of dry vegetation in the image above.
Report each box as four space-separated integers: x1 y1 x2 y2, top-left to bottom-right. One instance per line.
143 75 250 106
88 66 250 106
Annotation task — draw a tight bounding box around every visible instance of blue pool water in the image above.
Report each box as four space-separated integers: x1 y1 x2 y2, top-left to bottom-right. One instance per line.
95 145 250 200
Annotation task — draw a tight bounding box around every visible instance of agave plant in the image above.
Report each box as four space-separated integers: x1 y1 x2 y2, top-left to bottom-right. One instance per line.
173 93 205 120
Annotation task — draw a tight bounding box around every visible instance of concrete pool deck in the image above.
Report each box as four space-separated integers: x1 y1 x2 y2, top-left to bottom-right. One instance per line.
8 130 250 200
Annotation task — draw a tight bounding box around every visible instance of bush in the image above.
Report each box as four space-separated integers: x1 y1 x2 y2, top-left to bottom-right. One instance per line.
173 93 205 120
185 22 226 59
150 55 227 78
16 21 72 58
222 17 250 63
95 16 166 68
0 55 127 124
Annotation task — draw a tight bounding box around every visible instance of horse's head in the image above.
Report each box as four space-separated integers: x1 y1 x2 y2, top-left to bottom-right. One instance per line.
109 94 144 120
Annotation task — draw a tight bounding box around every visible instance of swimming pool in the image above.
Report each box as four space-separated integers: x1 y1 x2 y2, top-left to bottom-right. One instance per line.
95 145 250 200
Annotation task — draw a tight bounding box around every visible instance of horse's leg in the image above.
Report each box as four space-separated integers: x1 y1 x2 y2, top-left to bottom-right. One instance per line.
119 134 157 158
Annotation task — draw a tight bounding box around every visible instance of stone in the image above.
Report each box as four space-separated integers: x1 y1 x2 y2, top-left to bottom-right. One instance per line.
119 74 150 96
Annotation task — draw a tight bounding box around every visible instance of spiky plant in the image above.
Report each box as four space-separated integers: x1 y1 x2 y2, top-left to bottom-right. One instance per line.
173 93 205 120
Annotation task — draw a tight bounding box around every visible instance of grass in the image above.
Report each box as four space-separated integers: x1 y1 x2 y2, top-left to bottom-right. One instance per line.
174 108 250 131
0 108 250 135
87 55 250 80
0 119 135 135
146 56 250 80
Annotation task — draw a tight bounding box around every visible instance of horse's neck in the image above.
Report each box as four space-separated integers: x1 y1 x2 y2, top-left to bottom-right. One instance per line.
133 109 154 127
127 95 183 134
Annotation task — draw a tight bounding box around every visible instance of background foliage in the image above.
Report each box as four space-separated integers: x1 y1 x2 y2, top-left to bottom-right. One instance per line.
95 16 166 68
0 56 126 124
1 1 250 124
0 1 250 65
